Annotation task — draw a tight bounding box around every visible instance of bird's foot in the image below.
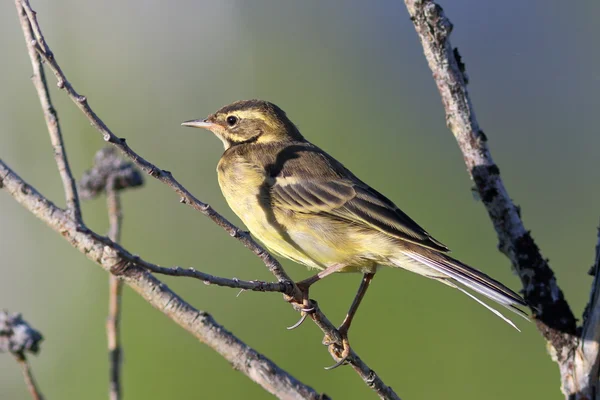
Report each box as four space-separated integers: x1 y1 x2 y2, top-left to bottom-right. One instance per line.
323 326 351 370
284 280 315 330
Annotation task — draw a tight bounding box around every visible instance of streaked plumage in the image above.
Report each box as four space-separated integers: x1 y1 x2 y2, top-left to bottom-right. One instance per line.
182 99 528 330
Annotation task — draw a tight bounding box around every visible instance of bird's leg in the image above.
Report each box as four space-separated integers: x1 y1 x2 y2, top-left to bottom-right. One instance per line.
285 263 347 330
338 272 375 335
325 272 375 370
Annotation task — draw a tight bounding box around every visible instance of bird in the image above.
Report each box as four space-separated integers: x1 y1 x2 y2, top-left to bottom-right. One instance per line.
182 99 528 368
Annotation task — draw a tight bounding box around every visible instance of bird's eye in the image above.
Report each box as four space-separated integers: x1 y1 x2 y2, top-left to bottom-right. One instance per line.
226 116 238 126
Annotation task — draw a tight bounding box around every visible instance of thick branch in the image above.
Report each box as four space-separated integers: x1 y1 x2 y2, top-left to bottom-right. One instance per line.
15 0 82 224
0 159 326 400
404 0 578 396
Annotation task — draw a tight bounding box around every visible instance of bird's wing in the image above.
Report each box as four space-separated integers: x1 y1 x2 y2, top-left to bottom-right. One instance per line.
269 146 449 252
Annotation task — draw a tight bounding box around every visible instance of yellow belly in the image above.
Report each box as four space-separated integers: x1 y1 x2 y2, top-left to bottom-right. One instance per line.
217 160 383 273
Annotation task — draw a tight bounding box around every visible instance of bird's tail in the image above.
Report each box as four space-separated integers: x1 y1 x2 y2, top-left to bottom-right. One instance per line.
391 249 529 330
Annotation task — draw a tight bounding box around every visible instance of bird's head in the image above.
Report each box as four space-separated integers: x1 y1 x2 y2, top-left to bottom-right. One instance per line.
182 99 303 149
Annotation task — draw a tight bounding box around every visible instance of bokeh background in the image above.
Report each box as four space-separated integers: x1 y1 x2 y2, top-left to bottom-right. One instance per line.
1 0 599 399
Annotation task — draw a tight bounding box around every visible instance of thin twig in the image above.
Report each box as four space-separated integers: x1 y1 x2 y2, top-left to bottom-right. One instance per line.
13 5 402 398
0 159 327 400
403 0 579 397
14 354 44 400
106 177 123 400
14 0 82 224
78 150 141 400
84 226 293 294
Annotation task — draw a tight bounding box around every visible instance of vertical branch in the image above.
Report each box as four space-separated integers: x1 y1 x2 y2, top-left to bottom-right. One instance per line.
14 354 44 400
403 0 580 397
14 0 83 223
106 178 123 400
80 148 143 400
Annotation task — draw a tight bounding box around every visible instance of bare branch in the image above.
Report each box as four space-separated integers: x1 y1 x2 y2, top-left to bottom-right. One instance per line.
14 355 44 400
107 273 123 400
80 148 139 400
0 311 45 400
0 159 327 400
403 0 579 396
14 0 82 224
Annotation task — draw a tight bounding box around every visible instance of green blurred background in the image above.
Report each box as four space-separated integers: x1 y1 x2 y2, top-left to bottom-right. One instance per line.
1 0 599 398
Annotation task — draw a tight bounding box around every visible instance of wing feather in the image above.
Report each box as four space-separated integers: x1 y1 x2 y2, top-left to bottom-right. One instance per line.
269 149 448 252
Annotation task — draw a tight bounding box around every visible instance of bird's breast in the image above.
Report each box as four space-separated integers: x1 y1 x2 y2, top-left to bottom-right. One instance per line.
217 158 267 226
217 158 295 256
217 157 324 269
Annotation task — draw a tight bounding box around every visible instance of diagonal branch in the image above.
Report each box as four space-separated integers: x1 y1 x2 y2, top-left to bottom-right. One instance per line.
403 0 579 397
15 0 82 224
307 302 401 400
0 159 327 400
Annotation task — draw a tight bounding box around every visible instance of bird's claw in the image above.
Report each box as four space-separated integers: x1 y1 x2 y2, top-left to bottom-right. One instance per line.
324 353 349 370
287 312 309 330
325 334 351 371
284 282 314 330
286 301 315 330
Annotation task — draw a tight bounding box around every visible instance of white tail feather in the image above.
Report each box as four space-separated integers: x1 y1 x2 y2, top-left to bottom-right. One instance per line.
396 251 527 330
448 282 520 331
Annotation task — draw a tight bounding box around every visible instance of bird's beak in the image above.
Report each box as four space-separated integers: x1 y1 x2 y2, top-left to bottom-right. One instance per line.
181 119 216 130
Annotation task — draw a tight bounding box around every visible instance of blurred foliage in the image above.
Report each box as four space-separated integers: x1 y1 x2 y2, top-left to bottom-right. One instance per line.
1 0 599 399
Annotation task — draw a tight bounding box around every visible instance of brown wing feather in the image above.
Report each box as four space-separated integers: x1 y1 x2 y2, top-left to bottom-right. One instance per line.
268 143 449 252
